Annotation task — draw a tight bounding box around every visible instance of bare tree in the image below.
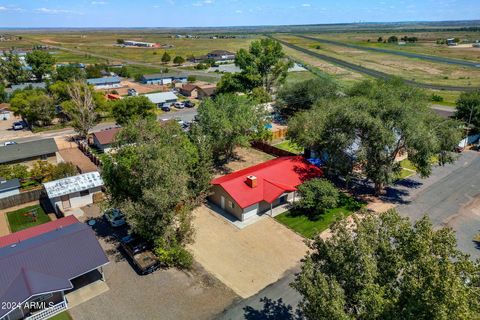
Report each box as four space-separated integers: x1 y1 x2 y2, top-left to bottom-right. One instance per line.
66 82 99 139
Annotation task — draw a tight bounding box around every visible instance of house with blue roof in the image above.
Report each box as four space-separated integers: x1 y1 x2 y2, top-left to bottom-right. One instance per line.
86 76 122 89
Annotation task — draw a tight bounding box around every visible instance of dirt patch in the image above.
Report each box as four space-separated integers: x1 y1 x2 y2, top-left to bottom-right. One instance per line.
215 147 275 177
189 206 308 298
58 147 98 173
108 80 169 96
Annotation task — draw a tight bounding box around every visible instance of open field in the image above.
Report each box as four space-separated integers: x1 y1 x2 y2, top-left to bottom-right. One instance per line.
20 33 260 64
274 34 480 88
307 31 480 61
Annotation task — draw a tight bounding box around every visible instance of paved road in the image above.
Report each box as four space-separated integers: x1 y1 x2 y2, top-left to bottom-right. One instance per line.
431 104 456 118
297 35 480 69
0 108 198 144
220 151 480 319
272 37 477 92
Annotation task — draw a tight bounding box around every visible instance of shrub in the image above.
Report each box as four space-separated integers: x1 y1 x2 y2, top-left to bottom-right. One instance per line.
187 75 196 82
155 238 193 270
431 94 444 102
296 178 340 215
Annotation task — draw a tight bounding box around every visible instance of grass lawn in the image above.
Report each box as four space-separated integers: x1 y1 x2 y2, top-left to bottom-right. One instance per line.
50 312 72 320
274 140 303 154
275 194 363 238
6 205 50 232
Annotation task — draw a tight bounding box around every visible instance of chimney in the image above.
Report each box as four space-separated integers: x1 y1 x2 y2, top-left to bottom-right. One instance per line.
246 175 257 188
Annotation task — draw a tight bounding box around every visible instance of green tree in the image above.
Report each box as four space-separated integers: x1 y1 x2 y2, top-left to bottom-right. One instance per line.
64 82 100 138
235 38 293 93
288 79 461 195
0 164 30 180
293 210 480 320
116 39 125 44
249 87 272 104
117 66 131 77
196 94 268 162
25 50 55 82
85 64 103 78
30 161 77 182
111 96 156 125
277 77 339 116
9 89 55 127
377 36 383 42
55 65 85 82
0 84 7 103
296 178 340 216
455 90 480 130
187 75 196 82
101 119 211 268
0 51 30 85
161 52 171 64
387 35 398 43
173 56 185 65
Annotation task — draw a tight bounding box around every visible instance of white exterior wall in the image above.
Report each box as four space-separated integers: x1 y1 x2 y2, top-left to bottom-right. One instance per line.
0 188 20 199
50 186 102 214
242 203 259 221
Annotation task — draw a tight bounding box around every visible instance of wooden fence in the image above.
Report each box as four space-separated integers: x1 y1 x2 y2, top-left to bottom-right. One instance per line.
251 141 297 157
0 187 45 210
78 141 102 167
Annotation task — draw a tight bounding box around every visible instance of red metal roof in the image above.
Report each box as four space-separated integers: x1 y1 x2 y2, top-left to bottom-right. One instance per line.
0 216 78 248
211 156 322 208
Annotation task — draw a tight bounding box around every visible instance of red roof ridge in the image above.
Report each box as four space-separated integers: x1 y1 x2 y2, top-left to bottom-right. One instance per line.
211 156 303 184
0 216 79 248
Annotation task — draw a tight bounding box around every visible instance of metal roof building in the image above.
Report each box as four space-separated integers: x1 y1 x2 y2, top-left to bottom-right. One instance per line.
0 217 109 319
143 91 178 105
86 76 121 86
43 172 104 199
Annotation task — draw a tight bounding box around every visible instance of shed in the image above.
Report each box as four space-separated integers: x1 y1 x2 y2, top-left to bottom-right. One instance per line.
143 92 178 106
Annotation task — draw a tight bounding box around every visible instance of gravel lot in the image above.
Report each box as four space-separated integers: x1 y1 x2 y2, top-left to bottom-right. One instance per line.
69 217 238 320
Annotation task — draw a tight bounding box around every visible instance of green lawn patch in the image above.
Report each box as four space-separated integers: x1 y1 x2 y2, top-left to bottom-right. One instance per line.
274 140 303 154
50 311 72 320
275 194 363 238
6 205 50 232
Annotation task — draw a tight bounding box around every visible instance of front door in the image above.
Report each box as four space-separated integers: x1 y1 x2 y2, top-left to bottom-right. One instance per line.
220 196 225 209
61 195 71 209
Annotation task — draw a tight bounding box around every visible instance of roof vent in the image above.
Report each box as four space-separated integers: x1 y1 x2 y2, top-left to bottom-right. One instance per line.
246 175 258 188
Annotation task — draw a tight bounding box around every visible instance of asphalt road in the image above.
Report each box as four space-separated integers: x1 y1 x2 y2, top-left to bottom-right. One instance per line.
219 151 480 320
297 35 480 69
273 37 477 92
0 108 198 144
431 104 456 118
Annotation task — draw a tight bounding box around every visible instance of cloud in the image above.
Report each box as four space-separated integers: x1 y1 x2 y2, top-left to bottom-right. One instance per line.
0 6 24 12
35 7 78 14
91 1 108 4
192 0 214 6
235 9 242 13
301 3 311 7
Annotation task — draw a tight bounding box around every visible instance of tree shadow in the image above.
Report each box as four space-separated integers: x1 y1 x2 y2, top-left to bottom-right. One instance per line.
243 298 300 320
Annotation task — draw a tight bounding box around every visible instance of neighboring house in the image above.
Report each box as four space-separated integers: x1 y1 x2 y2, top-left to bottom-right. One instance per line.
0 109 10 120
0 178 20 199
0 216 109 320
43 172 104 215
91 127 121 152
446 38 458 46
86 76 122 89
123 40 157 47
207 50 236 62
0 138 59 167
5 82 46 95
143 92 178 107
179 83 199 98
197 85 217 100
140 73 188 85
210 156 322 221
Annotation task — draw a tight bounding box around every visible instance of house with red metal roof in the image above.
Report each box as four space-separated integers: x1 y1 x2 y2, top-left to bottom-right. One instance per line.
210 156 322 221
0 216 108 320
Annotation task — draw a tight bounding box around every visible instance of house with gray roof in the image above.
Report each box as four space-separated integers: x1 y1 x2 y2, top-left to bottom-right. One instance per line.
143 91 178 106
0 178 20 199
86 76 121 89
140 73 188 85
0 216 109 320
0 138 59 167
43 172 104 215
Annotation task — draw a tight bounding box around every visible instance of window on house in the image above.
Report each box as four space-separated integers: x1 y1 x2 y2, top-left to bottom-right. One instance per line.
229 201 235 209
80 190 90 197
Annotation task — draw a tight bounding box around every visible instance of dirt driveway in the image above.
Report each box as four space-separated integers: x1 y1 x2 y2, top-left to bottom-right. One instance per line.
69 214 238 320
189 206 308 298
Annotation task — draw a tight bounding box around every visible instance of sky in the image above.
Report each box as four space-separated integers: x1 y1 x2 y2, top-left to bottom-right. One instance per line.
0 0 478 28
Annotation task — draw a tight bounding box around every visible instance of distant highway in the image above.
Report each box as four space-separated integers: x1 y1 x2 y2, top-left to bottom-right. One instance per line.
273 37 477 92
296 35 480 69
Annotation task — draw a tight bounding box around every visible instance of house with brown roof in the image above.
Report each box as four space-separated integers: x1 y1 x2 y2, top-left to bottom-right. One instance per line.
179 83 199 98
91 127 121 152
197 84 217 100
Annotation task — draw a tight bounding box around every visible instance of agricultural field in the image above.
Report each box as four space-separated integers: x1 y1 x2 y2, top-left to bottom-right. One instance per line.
274 34 480 88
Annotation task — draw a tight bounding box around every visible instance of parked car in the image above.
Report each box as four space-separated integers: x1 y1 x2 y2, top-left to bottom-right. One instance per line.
173 102 185 109
120 235 159 275
3 141 17 146
161 103 171 112
12 121 25 130
104 208 126 227
184 100 195 108
455 146 464 153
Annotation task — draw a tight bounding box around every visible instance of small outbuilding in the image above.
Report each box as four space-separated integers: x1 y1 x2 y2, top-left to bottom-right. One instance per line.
144 91 178 107
91 127 121 152
43 172 104 215
87 76 122 89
